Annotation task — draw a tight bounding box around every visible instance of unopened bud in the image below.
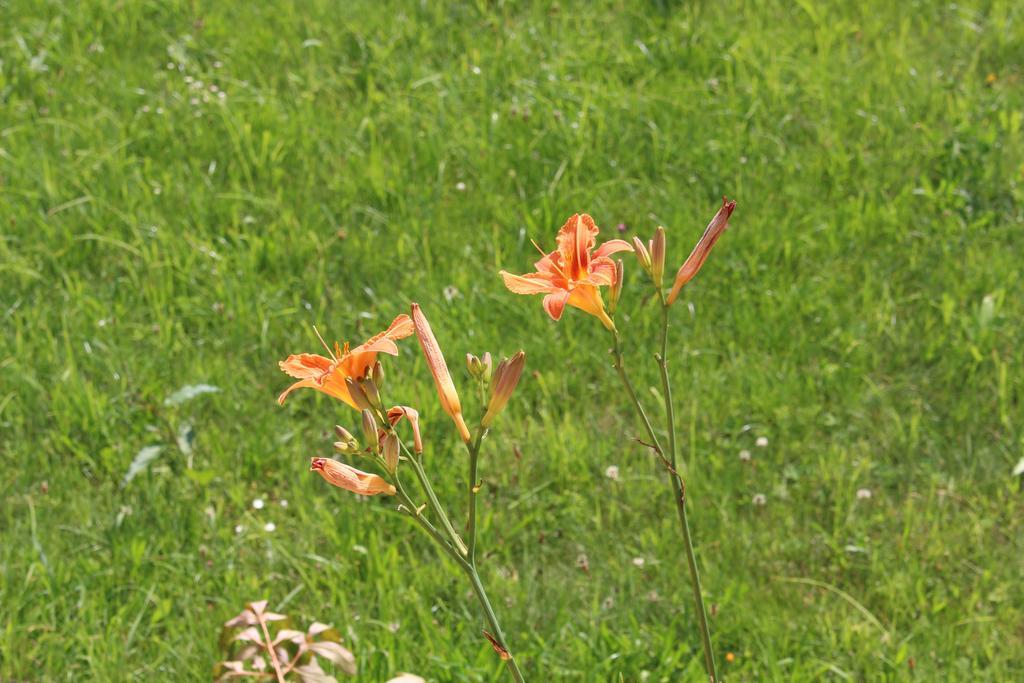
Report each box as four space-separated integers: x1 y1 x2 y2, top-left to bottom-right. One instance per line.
345 377 372 411
466 353 482 378
651 226 666 285
382 433 399 473
361 409 379 452
608 260 625 315
358 377 382 411
480 352 493 382
333 425 360 453
387 406 423 454
482 351 526 427
632 236 652 273
371 360 385 390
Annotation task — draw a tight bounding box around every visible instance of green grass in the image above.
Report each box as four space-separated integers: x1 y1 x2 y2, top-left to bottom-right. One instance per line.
2 0 1023 680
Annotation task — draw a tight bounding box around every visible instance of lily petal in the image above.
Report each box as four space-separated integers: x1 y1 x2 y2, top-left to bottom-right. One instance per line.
279 354 333 380
593 239 633 259
542 290 570 321
501 271 557 295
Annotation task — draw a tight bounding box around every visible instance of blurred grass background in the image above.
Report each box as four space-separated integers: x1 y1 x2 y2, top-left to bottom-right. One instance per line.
1 0 1022 680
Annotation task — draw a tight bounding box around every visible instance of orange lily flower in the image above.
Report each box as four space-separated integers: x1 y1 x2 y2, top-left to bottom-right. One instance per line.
278 315 414 408
310 457 396 496
666 198 736 306
500 213 632 330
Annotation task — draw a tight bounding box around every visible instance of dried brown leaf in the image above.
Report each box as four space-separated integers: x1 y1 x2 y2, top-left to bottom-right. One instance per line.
309 641 357 675
482 630 511 660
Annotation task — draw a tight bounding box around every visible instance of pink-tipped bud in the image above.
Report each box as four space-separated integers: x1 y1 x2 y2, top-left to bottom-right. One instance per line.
310 457 395 496
361 409 380 452
632 236 652 273
345 377 372 411
382 433 399 473
480 352 493 382
482 351 526 427
608 259 625 315
411 303 472 442
651 226 666 286
666 197 736 306
387 406 423 454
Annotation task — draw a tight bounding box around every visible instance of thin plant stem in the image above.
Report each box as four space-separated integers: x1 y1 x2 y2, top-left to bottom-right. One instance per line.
405 446 468 555
395 440 524 681
465 428 485 560
254 606 286 683
463 560 526 683
395 483 470 570
656 303 718 683
609 320 718 682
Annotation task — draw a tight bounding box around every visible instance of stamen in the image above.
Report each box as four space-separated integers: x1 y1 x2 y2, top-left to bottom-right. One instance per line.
312 324 337 361
531 238 569 280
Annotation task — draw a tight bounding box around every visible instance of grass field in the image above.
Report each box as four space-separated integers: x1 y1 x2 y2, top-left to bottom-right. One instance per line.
2 1 1023 680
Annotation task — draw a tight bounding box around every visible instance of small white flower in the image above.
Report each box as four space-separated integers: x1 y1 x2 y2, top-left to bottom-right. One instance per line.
234 524 245 534
601 596 614 610
1013 457 1024 477
632 557 645 568
455 181 467 191
739 449 751 461
752 493 767 506
856 488 872 500
756 436 769 448
470 65 481 75
213 60 223 69
604 465 619 480
388 621 400 633
279 499 288 508
263 522 276 532
252 498 265 510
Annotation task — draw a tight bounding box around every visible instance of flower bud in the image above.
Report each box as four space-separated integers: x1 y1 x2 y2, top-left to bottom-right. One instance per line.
480 352 493 382
608 259 625 315
466 353 482 378
482 351 526 427
387 406 423 454
667 197 736 306
411 303 472 442
361 409 380 452
358 377 382 411
382 433 399 473
310 457 395 496
333 425 360 453
632 236 652 273
651 226 666 286
344 377 372 411
370 360 385 390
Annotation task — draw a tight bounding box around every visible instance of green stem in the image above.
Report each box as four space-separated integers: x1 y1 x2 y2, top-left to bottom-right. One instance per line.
656 304 718 683
395 482 469 569
397 439 524 681
465 429 485 560
463 561 526 683
405 445 468 555
609 320 718 683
